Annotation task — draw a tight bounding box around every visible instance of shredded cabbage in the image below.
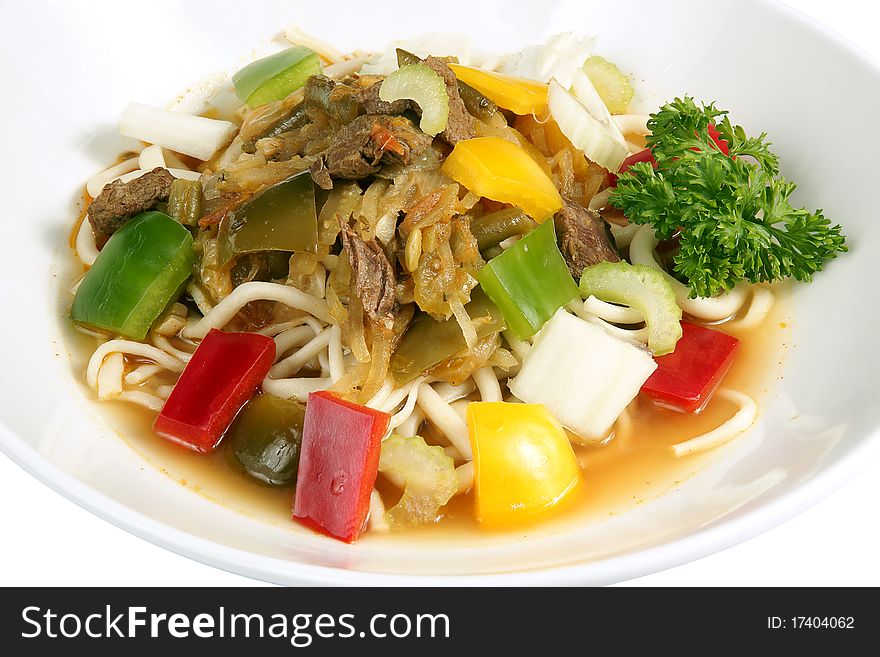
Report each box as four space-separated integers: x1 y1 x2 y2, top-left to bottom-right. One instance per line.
495 32 596 88
378 434 458 526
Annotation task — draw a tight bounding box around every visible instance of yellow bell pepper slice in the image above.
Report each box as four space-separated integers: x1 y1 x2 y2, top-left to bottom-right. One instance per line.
467 402 580 526
448 64 548 115
441 137 563 221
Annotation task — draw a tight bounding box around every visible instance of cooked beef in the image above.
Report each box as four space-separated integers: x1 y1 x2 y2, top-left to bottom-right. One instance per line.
423 56 474 145
553 199 620 279
355 81 417 116
340 225 397 321
88 168 175 248
313 114 432 186
309 157 333 191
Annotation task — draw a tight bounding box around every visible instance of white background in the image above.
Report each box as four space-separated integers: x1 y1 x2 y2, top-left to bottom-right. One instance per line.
1 0 878 587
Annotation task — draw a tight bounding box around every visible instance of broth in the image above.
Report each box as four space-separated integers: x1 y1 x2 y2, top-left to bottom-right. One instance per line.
62 271 791 541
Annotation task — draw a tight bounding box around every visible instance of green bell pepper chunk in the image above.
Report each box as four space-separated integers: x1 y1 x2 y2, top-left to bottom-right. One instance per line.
228 394 306 486
232 46 322 108
477 220 579 340
218 172 318 265
391 289 505 384
71 211 194 340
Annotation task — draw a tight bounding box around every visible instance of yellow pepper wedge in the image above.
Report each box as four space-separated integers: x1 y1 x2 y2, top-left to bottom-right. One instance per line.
467 402 580 526
441 137 563 221
448 64 548 115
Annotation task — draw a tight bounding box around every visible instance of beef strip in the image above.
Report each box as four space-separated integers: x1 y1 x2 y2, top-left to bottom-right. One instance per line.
340 224 397 322
553 199 620 279
422 56 475 145
312 114 432 189
355 81 417 116
88 167 175 248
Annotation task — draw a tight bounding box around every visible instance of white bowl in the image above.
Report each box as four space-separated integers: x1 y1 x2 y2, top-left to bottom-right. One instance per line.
2 0 878 585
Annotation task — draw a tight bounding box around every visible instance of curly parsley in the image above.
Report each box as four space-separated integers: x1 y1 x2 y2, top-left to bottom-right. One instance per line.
610 97 847 298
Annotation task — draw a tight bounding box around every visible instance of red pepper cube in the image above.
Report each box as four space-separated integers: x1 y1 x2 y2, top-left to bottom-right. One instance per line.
154 329 275 454
608 147 655 187
641 321 740 414
293 391 390 543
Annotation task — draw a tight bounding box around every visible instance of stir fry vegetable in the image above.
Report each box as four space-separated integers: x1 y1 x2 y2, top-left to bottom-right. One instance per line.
641 322 740 413
119 103 235 161
71 211 194 340
579 261 682 355
391 289 505 383
468 402 580 525
154 329 276 454
448 64 548 115
166 178 202 227
510 309 657 441
469 207 538 251
582 55 633 114
218 172 317 263
293 392 390 542
611 97 847 297
441 137 563 221
379 64 449 136
233 46 322 107
477 220 578 340
229 394 305 486
378 434 458 526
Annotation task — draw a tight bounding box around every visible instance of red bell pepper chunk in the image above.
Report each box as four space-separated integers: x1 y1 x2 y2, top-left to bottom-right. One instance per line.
608 124 730 187
154 329 275 453
641 321 740 414
607 147 655 187
293 391 390 543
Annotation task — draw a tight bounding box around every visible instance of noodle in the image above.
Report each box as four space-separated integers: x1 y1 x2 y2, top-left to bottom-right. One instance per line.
473 366 503 402
270 328 332 378
124 363 164 386
368 489 390 532
417 384 473 460
388 379 425 431
630 225 749 321
262 375 331 401
455 461 474 494
672 389 758 456
75 215 98 267
613 114 651 135
96 352 125 400
582 295 643 324
182 281 331 339
86 340 185 390
724 286 775 330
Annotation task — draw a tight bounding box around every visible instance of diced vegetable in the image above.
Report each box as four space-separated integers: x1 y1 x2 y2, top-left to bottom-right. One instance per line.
469 207 538 250
448 64 548 115
119 103 236 161
293 392 391 542
441 136 563 221
391 289 504 383
378 434 458 526
467 401 580 525
641 321 740 413
218 172 317 264
232 46 322 107
154 329 276 454
579 261 682 355
582 55 633 114
396 49 498 122
379 64 449 136
71 211 194 340
477 220 579 340
547 70 628 172
509 309 657 442
228 394 305 486
496 32 595 88
607 147 655 187
166 178 202 227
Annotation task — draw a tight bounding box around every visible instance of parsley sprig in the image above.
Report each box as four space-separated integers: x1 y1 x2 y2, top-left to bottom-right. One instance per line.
610 97 847 298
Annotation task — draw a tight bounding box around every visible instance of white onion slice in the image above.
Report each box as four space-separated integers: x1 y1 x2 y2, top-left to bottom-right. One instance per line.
119 102 235 161
548 75 628 172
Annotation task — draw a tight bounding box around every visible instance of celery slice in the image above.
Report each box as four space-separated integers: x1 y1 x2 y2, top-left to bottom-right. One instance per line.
583 56 634 115
579 261 682 355
378 435 458 526
379 64 449 136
